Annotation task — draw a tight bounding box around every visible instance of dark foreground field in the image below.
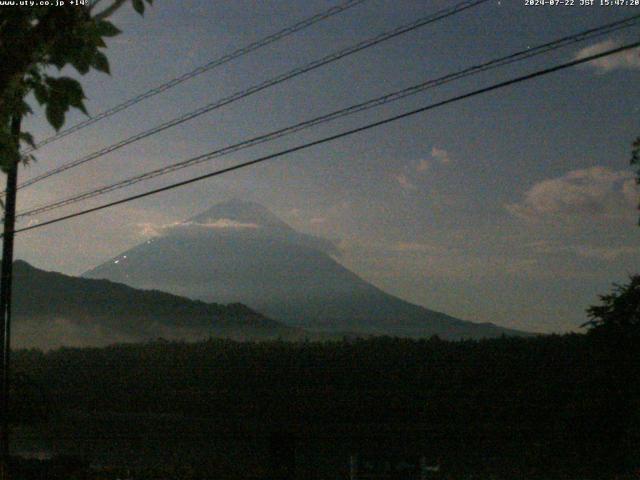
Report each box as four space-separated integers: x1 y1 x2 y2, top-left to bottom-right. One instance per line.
9 333 640 479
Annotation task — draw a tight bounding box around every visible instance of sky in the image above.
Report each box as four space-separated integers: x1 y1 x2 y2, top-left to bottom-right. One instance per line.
12 0 640 333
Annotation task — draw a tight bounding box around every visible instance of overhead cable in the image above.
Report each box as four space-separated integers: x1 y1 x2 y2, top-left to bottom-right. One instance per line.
11 39 639 235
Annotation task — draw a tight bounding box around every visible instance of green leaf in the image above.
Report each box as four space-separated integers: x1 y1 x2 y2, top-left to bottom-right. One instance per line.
45 104 65 131
49 55 68 70
93 51 110 74
51 77 83 98
19 132 36 149
47 77 88 117
132 0 145 15
94 36 107 49
66 91 89 115
21 153 37 167
95 20 121 38
47 77 81 102
71 57 91 75
73 99 89 116
33 83 49 105
64 45 96 75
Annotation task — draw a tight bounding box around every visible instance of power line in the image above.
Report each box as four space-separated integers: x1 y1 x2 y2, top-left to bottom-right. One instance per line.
18 0 487 189
25 0 369 152
15 0 491 191
11 39 640 236
14 15 640 220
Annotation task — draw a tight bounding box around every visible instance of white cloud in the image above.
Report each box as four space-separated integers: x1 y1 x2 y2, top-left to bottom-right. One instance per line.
138 218 259 237
393 148 453 189
507 166 636 224
575 40 640 72
431 147 452 165
138 223 165 237
200 219 259 229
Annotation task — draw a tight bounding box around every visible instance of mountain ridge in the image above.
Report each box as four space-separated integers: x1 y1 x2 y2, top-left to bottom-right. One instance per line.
83 200 530 340
12 260 305 350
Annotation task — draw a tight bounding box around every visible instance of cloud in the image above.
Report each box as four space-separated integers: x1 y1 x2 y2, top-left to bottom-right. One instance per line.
527 240 640 261
575 40 640 72
138 218 341 257
392 241 452 255
393 147 453 190
338 235 607 285
416 159 430 172
573 244 639 261
138 218 259 237
415 147 452 173
201 219 260 229
341 237 538 279
431 147 452 165
392 173 416 190
507 166 636 224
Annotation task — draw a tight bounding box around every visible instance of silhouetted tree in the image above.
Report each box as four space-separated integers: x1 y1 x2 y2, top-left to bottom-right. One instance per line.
581 276 640 473
0 5 153 478
0 0 153 170
583 275 640 337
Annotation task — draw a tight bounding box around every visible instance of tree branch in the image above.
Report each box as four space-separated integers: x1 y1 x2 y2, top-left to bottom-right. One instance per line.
0 10 61 118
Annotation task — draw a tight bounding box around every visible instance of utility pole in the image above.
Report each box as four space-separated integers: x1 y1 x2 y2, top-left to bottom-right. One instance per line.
0 115 22 480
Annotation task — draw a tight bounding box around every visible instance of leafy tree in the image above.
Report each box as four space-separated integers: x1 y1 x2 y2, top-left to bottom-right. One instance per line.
583 275 640 335
0 4 153 477
0 0 153 171
583 276 640 472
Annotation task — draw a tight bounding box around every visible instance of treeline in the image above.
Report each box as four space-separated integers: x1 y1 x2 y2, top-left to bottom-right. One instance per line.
11 333 640 478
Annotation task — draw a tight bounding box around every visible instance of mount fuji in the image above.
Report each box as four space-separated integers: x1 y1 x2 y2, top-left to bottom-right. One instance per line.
83 200 527 339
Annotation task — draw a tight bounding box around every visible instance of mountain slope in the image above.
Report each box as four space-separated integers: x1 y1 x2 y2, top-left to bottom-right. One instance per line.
84 200 529 339
12 260 301 349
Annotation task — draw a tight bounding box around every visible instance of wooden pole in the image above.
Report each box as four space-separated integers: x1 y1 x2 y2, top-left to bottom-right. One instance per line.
0 115 21 480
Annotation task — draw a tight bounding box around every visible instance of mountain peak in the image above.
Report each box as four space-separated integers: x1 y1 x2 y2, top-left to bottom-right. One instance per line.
189 199 293 231
83 200 529 340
